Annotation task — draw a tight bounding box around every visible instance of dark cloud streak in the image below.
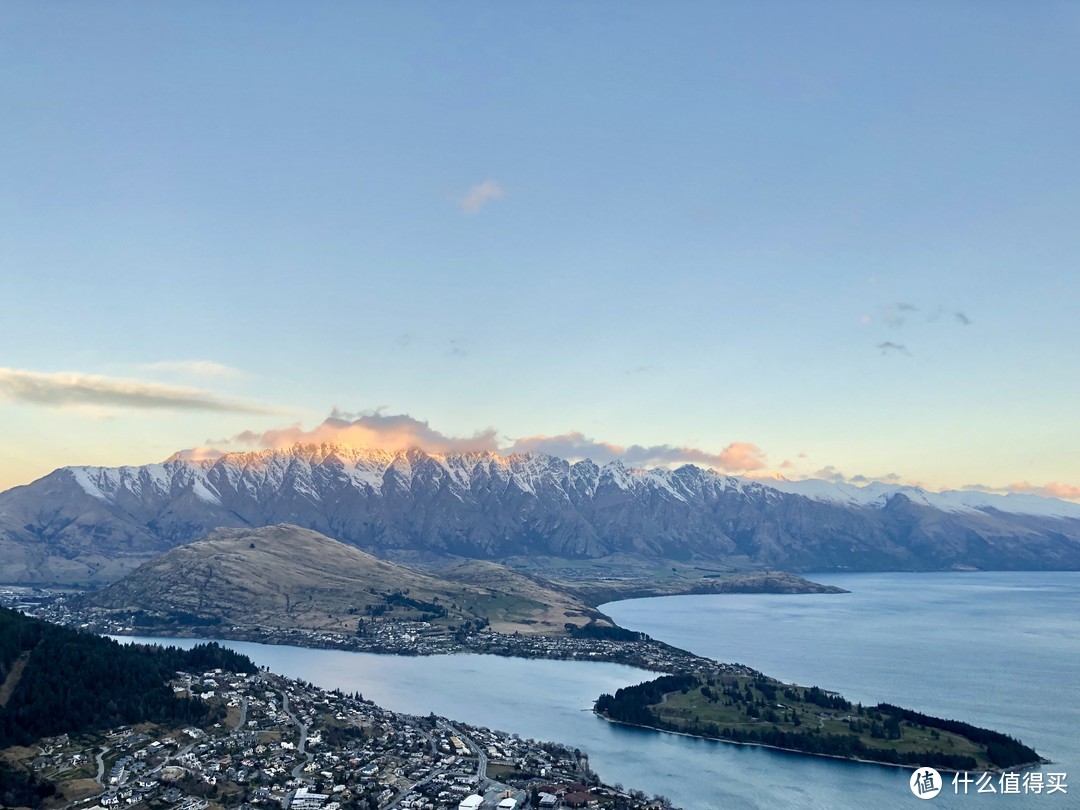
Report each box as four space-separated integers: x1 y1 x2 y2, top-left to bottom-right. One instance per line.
0 367 276 414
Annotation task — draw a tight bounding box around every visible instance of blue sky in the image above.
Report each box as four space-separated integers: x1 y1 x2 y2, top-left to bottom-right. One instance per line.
2 2 1078 498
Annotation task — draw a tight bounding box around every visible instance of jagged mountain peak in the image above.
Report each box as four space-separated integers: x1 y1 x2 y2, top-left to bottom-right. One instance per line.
2 443 1078 585
61 443 1080 521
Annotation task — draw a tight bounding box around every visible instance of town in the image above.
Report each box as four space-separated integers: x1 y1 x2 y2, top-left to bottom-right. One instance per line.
8 589 753 680
15 665 677 810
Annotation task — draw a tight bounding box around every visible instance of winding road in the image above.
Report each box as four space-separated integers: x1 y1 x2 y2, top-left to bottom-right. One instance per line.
281 691 314 779
93 746 110 786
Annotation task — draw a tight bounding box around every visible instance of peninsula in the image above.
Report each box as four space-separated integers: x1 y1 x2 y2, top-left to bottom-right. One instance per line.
595 672 1043 772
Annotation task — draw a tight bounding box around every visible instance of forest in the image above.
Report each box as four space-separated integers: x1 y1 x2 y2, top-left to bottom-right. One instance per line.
0 606 256 747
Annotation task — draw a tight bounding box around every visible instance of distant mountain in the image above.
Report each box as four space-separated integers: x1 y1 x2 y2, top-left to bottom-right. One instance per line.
76 524 604 635
1 443 1078 584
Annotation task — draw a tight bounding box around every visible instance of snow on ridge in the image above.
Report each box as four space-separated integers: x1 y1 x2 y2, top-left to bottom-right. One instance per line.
190 478 222 505
753 476 1080 519
67 467 108 501
64 445 1080 521
928 489 1080 519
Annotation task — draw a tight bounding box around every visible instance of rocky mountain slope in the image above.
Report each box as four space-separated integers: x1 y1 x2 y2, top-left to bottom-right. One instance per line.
75 524 604 635
1 444 1078 584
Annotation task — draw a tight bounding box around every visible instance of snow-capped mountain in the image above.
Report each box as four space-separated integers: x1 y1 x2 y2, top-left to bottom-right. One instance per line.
1 443 1078 584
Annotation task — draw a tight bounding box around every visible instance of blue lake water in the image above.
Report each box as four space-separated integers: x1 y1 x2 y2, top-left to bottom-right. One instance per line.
122 571 1079 808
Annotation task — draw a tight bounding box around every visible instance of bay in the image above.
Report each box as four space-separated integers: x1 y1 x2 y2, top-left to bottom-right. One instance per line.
120 571 1078 808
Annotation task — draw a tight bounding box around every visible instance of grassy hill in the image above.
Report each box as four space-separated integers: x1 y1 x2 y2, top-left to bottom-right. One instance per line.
77 525 605 636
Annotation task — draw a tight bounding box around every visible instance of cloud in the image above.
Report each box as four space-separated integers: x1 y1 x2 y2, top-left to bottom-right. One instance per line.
213 409 500 455
137 360 244 377
168 446 226 462
460 179 504 214
1007 481 1080 500
808 466 906 486
0 367 276 414
847 472 904 485
204 411 767 473
876 301 972 333
877 341 910 356
961 480 1080 503
883 302 917 327
506 432 767 472
810 465 846 483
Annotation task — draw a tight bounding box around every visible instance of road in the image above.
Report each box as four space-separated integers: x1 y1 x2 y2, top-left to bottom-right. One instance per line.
233 697 248 732
381 764 450 810
437 721 488 782
383 720 493 810
93 746 110 786
281 690 314 779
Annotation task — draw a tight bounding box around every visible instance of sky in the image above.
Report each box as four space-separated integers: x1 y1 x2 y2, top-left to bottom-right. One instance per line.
1 2 1078 500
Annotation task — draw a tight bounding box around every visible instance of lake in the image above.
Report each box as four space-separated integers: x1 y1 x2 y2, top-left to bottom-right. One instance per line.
122 571 1078 808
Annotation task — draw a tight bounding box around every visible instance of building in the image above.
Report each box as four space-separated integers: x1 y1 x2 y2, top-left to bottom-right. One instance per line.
291 786 330 810
458 795 485 810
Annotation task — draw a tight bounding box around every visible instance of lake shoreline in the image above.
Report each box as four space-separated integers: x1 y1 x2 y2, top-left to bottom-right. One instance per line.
591 712 1047 774
102 623 1044 777
97 573 1077 809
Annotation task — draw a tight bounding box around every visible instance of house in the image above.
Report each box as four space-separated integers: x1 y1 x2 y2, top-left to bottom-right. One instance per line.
563 792 595 808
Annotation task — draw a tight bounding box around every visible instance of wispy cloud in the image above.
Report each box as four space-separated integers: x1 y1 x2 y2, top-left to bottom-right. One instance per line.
964 480 1080 501
879 302 975 329
137 360 244 377
0 367 275 414
883 302 918 328
877 341 910 356
460 179 505 214
807 466 908 486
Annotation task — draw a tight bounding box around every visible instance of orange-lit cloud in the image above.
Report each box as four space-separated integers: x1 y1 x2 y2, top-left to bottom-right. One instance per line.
0 367 275 414
169 446 226 461
1006 481 1080 501
212 410 499 455
202 412 768 473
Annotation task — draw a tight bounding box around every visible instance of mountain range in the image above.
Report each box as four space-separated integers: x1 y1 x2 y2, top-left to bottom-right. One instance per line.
1 443 1078 584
